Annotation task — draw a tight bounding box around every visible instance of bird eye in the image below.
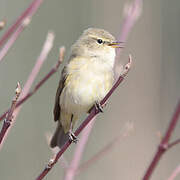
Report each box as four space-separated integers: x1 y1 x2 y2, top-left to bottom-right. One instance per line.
97 39 103 44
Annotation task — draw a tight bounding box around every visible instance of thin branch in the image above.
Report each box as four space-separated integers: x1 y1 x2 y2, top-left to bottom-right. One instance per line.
168 164 180 180
143 100 180 180
12 32 54 117
64 118 96 180
0 32 54 149
115 0 142 70
76 122 134 175
0 0 43 48
35 55 132 180
0 46 65 122
168 139 180 149
0 83 21 146
0 17 31 62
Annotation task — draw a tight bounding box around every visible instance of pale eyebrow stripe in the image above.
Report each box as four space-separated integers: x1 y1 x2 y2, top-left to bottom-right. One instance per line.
89 35 110 44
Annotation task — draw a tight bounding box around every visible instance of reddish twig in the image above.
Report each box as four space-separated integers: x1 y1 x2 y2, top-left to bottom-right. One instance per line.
143 101 180 180
115 0 142 70
0 32 55 149
12 32 54 118
0 83 21 146
168 164 180 180
0 0 43 48
0 18 31 62
35 55 132 180
76 122 134 175
0 46 65 122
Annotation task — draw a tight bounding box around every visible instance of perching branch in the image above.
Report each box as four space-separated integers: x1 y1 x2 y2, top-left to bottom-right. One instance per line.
0 0 44 48
143 100 180 180
35 55 132 180
0 83 21 147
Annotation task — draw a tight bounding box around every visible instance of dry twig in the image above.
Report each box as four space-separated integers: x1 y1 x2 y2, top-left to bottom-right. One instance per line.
0 83 21 147
0 17 31 62
0 33 55 149
0 35 64 123
0 0 43 48
11 32 54 121
143 101 180 180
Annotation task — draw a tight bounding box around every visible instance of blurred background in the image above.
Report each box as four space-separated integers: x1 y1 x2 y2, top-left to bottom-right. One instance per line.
0 0 179 179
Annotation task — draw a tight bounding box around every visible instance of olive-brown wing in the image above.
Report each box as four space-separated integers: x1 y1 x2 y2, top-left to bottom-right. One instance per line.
53 67 67 121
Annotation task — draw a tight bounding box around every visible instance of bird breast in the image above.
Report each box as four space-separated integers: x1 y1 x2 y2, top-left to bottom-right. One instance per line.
60 57 114 115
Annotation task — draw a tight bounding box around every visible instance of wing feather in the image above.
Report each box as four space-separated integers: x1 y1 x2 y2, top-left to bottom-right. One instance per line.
53 67 67 121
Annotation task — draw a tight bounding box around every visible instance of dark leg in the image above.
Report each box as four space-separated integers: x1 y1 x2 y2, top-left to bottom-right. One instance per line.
95 101 104 113
87 101 105 113
68 115 78 143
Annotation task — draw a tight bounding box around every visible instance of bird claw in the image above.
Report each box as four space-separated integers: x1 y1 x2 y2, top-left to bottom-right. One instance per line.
95 101 104 113
68 132 78 143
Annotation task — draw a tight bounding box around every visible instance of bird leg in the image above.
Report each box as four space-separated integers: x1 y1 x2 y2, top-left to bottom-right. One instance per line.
95 101 104 113
68 115 78 143
87 101 105 113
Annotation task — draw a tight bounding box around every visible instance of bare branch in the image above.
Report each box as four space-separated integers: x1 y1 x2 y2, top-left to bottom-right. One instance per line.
12 32 54 119
168 139 180 149
143 100 180 180
0 17 31 62
0 0 44 48
0 83 21 147
0 33 54 149
115 0 142 71
35 55 132 180
0 46 65 122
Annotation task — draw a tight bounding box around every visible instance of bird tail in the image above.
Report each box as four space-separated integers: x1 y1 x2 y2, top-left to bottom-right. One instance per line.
50 122 69 148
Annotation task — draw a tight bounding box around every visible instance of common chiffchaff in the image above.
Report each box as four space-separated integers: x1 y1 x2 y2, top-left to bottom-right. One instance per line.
50 28 123 148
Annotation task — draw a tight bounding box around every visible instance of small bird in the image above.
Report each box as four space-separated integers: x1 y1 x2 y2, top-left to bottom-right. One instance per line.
50 28 123 148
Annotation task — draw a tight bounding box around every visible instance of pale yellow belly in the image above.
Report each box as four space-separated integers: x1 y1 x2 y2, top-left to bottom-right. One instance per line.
60 69 113 115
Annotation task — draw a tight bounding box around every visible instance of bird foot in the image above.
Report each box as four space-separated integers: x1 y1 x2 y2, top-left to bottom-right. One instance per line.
95 101 104 113
68 132 78 143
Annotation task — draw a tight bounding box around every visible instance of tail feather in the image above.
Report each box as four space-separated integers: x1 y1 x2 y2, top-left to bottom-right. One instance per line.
50 122 69 148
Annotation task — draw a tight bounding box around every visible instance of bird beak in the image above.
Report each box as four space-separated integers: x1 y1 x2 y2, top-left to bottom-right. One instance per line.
108 41 124 48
